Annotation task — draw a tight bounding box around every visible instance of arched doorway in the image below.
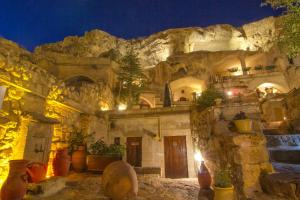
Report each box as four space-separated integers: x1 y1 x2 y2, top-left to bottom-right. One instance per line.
170 76 206 103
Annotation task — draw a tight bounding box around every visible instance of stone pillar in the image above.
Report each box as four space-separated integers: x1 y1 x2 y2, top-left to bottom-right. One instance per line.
239 54 247 75
230 133 273 199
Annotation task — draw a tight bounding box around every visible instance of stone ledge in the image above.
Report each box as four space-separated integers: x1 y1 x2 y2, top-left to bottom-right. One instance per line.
260 173 300 199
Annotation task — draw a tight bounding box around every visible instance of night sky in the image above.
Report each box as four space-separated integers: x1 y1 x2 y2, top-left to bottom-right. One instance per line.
0 0 281 51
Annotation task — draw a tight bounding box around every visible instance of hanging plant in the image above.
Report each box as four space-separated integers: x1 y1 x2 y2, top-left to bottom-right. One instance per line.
227 68 238 73
254 65 263 71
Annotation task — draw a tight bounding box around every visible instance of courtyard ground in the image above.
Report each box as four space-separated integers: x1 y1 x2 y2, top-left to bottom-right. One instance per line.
26 173 288 200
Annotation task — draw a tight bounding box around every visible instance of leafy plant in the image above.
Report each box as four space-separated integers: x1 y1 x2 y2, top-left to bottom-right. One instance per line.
68 127 94 154
214 169 232 188
265 65 276 71
106 144 125 157
254 65 263 70
245 67 251 71
89 139 125 157
227 68 238 73
233 111 247 120
115 50 147 108
196 87 224 110
264 0 300 58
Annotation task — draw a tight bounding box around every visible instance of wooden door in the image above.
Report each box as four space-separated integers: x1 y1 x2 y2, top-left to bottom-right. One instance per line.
126 137 142 167
164 136 188 178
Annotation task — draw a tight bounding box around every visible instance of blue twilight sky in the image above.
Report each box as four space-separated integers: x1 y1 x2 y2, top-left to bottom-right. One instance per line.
0 0 281 51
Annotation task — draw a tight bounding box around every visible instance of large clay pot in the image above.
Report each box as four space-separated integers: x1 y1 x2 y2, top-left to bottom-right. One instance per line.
198 161 212 189
102 161 138 200
72 146 86 172
213 185 234 200
87 155 121 172
52 148 70 176
1 160 29 200
26 162 47 183
234 119 253 133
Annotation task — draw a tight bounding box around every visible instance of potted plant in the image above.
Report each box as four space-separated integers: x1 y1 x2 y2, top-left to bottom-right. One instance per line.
196 87 224 110
233 111 253 133
265 65 276 71
87 139 125 172
213 169 234 200
68 128 94 172
227 68 238 73
254 65 263 71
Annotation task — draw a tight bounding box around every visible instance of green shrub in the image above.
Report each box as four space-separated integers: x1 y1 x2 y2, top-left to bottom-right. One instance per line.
89 139 125 157
214 169 232 188
196 87 224 110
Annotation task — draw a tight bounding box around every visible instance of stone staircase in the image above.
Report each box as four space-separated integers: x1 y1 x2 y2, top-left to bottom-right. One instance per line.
266 134 300 173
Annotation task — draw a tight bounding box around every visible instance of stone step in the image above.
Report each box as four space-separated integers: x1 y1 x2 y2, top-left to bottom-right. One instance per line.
269 149 300 164
260 173 300 200
272 162 300 173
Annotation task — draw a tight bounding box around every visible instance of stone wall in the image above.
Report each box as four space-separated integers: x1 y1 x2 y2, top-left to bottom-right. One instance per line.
105 107 196 178
191 103 272 200
283 88 300 132
0 51 113 184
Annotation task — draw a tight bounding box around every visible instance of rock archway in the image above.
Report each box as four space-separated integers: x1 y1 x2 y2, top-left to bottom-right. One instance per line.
170 76 206 102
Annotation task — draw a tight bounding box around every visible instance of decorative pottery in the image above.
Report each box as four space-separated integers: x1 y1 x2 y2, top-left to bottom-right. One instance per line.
102 161 138 200
214 98 222 106
52 148 70 176
72 146 87 172
234 119 253 133
198 161 212 189
26 162 47 183
87 155 121 172
1 160 29 200
213 185 234 200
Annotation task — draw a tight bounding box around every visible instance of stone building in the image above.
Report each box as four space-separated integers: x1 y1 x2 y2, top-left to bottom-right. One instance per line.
0 16 300 199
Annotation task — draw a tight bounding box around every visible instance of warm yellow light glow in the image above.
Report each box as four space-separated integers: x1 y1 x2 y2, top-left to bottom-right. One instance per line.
195 91 202 98
227 91 233 96
100 102 110 111
194 151 203 162
118 103 127 111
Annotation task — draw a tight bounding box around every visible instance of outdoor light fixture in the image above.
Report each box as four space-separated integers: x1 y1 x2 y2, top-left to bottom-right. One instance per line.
227 91 233 96
195 91 202 97
194 151 203 162
118 103 127 111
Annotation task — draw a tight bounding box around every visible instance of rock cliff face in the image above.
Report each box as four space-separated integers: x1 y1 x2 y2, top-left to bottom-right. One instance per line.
34 17 278 69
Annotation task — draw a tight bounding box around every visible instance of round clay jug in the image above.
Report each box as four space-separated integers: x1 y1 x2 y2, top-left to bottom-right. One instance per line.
53 148 71 176
102 161 138 200
198 161 212 189
1 160 29 200
26 162 47 183
72 146 86 172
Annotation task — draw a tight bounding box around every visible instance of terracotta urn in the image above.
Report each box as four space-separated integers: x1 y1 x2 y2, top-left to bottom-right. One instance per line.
1 160 29 200
102 161 138 200
53 148 71 176
72 146 87 172
26 162 47 183
198 161 212 189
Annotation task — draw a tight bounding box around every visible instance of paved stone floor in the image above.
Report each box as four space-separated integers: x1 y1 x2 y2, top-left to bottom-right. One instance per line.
27 173 289 200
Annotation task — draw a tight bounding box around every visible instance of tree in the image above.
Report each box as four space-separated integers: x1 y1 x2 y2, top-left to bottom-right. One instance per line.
116 50 146 108
264 0 300 58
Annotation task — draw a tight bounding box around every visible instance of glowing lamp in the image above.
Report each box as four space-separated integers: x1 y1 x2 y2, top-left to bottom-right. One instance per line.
227 91 233 96
195 91 202 98
194 151 203 162
118 103 127 111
